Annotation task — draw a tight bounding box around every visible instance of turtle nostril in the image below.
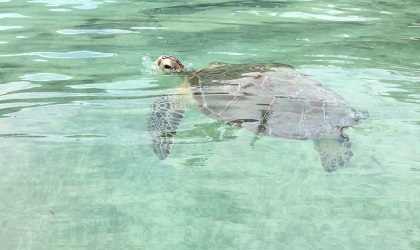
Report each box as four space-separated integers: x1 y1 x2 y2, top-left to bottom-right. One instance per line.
164 65 172 69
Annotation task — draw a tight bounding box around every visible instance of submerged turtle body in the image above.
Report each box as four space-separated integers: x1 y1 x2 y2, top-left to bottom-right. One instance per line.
147 55 366 171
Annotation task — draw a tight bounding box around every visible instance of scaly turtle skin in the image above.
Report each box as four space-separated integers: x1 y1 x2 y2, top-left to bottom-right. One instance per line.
147 55 367 171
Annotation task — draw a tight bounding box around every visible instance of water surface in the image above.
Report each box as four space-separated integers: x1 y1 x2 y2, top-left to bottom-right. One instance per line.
0 0 419 249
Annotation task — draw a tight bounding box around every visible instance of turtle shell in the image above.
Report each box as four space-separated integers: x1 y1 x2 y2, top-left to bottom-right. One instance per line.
186 64 360 140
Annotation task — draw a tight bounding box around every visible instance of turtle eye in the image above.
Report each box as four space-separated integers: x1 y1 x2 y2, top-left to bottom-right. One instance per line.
164 64 172 69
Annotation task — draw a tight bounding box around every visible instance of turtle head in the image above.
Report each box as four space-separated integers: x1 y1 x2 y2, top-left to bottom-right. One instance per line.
154 55 186 74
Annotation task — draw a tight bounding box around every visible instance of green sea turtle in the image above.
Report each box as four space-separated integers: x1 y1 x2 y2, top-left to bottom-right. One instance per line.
147 55 367 171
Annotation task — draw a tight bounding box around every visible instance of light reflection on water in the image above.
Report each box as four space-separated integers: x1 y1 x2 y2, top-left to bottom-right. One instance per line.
0 0 419 249
1 51 116 58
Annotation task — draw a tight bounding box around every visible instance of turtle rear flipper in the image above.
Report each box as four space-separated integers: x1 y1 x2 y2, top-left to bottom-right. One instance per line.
147 95 185 160
313 136 353 172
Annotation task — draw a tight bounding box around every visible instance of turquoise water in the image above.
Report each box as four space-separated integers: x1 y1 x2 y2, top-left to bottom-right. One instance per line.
0 0 419 249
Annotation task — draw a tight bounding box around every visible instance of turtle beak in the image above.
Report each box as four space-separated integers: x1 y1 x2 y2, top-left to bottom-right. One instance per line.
154 55 185 74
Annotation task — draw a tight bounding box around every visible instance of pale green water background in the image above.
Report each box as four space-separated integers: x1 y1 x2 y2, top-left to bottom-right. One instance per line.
0 0 419 249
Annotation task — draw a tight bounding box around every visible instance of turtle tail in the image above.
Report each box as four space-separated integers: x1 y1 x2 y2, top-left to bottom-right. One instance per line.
313 136 353 172
147 95 185 160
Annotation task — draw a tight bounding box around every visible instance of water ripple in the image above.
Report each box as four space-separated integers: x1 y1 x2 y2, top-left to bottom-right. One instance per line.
20 73 73 82
49 8 72 12
0 82 41 95
208 52 257 56
57 29 138 35
131 27 168 30
68 79 158 90
280 12 379 21
0 13 27 19
28 0 103 10
0 101 51 109
0 26 23 30
0 51 116 59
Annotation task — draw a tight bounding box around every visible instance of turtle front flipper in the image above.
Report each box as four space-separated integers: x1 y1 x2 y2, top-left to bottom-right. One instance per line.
147 95 185 160
313 136 353 172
